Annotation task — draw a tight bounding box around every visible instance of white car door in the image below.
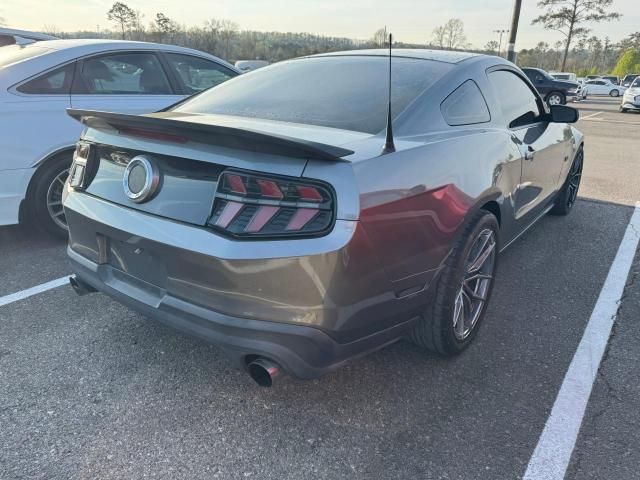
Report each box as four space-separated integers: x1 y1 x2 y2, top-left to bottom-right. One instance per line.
586 80 608 95
70 51 184 115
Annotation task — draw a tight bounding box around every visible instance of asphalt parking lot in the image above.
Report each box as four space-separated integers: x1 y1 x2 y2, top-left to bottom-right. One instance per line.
1 97 638 480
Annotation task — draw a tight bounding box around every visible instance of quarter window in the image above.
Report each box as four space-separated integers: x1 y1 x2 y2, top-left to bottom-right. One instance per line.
78 53 171 94
17 63 75 94
164 53 237 94
441 80 490 126
488 70 541 128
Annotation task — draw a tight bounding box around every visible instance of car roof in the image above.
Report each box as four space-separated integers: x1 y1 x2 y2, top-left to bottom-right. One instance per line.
28 38 206 54
307 48 481 64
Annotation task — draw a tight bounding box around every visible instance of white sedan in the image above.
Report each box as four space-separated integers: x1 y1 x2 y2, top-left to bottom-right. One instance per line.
0 39 239 236
620 77 640 113
583 79 627 97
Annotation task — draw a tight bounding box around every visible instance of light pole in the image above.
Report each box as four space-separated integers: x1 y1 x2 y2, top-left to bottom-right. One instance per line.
506 0 523 63
494 29 509 57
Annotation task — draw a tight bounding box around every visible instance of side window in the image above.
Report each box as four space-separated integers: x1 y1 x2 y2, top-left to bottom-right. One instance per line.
441 80 490 126
17 63 75 94
164 53 237 94
78 52 171 94
488 70 541 128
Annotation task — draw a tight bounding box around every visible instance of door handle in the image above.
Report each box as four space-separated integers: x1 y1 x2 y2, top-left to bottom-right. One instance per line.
524 146 535 161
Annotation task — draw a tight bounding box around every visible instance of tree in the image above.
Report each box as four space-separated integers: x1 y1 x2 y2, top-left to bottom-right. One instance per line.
0 16 6 27
532 0 621 71
432 19 468 50
107 2 136 39
153 12 179 42
484 40 499 55
612 49 640 77
371 28 387 47
219 20 239 60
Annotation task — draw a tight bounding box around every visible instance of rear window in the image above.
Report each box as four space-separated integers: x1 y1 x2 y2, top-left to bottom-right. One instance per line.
0 44 51 69
174 56 453 134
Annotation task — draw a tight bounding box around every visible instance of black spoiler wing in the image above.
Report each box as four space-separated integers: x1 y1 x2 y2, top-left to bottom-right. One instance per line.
67 109 354 162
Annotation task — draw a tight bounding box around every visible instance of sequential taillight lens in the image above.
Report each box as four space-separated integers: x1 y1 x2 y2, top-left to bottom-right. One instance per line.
208 171 335 238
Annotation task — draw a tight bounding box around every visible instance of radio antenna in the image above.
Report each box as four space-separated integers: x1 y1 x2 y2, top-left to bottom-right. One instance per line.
381 32 396 155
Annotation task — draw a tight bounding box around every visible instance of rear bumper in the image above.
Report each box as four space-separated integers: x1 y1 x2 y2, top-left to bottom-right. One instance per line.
69 247 419 379
64 190 435 379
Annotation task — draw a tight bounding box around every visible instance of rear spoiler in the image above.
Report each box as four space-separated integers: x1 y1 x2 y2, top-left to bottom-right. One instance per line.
67 109 354 162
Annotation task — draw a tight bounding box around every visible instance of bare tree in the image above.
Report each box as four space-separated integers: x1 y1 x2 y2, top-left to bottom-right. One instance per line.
371 28 387 47
484 40 500 54
107 2 137 40
432 19 468 50
219 20 239 60
532 0 621 71
0 16 6 27
153 12 179 42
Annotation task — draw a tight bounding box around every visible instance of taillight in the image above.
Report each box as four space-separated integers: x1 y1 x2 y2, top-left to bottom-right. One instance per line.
69 141 97 190
208 170 335 239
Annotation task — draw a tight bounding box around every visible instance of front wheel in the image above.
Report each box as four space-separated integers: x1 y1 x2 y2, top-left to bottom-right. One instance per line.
546 92 566 106
29 153 72 238
609 89 620 97
410 211 499 356
550 148 583 216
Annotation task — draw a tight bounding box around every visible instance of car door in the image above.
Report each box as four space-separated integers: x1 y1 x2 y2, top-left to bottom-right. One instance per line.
487 69 569 222
586 80 606 95
160 52 238 95
70 51 183 114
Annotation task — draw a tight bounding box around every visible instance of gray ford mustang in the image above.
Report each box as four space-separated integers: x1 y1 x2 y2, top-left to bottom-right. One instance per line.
63 49 583 386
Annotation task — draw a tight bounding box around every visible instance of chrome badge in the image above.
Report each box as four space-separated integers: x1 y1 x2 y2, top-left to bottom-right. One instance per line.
123 156 160 203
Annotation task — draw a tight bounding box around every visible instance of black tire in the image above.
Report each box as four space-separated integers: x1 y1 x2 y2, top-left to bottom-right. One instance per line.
29 153 72 238
546 91 566 106
409 210 499 356
609 89 620 97
550 147 583 216
620 107 628 113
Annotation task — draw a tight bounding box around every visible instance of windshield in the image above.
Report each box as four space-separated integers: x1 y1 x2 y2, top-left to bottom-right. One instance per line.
0 44 51 69
631 77 640 88
174 56 453 134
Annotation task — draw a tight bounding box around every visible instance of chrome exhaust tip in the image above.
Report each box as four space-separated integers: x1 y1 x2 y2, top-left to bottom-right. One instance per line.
247 358 281 387
69 275 97 296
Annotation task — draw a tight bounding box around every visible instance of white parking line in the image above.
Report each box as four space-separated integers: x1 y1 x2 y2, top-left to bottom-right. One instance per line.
580 111 603 119
0 276 70 308
524 202 640 480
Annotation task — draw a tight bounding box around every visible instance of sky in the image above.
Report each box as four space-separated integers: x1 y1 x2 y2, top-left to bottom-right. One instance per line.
1 0 638 50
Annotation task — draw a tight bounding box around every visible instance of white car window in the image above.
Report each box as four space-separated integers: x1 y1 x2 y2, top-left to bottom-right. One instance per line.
164 53 236 94
17 63 74 94
78 53 172 95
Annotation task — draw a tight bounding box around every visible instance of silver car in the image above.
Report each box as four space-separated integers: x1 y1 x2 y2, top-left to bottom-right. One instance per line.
63 50 583 386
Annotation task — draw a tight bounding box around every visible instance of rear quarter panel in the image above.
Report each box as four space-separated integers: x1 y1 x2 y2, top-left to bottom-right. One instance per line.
353 129 520 292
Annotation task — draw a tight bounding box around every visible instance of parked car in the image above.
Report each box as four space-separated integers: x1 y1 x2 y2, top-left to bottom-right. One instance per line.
583 79 626 97
600 75 620 85
0 27 57 47
550 71 577 82
521 67 579 105
585 75 601 80
63 49 583 386
621 74 639 88
0 39 239 236
234 60 269 72
620 76 640 113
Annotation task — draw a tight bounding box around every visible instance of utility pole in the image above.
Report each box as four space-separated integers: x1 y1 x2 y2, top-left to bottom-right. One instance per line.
506 0 522 63
494 29 509 57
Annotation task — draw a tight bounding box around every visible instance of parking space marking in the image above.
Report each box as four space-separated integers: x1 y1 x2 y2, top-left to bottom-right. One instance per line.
580 117 640 126
523 203 640 480
0 276 70 308
580 111 603 119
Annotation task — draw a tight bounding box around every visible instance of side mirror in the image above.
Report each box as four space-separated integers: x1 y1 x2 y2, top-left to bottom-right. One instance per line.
549 104 579 124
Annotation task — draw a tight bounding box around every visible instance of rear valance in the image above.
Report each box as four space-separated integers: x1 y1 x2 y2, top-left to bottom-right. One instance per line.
67 109 354 162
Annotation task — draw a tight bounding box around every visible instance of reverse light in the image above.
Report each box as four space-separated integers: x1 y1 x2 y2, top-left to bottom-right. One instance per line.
208 170 335 239
69 141 96 189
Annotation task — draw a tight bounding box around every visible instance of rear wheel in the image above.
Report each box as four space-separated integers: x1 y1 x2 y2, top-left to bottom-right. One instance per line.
546 91 566 106
620 106 628 113
30 153 72 238
609 89 620 97
550 148 583 216
410 211 499 356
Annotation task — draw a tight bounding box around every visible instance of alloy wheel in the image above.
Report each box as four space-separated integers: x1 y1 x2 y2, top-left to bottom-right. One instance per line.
548 94 562 105
46 169 69 230
566 152 583 209
610 90 619 97
452 229 497 341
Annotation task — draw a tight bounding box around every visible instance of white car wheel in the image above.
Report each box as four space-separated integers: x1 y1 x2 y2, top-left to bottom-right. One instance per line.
610 89 620 97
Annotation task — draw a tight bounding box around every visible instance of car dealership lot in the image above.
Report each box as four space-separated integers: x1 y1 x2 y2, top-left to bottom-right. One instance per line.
1 98 638 479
